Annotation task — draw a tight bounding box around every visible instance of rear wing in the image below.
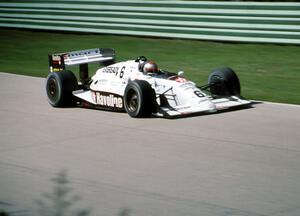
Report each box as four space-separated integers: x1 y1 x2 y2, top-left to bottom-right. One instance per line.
48 48 115 84
48 48 115 72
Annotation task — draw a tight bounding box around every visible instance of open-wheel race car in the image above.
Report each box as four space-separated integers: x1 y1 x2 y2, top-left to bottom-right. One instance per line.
45 48 251 118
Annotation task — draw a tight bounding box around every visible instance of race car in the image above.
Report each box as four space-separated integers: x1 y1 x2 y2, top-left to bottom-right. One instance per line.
45 48 251 118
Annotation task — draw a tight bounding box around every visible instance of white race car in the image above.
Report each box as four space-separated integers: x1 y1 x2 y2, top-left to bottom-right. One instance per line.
46 48 251 118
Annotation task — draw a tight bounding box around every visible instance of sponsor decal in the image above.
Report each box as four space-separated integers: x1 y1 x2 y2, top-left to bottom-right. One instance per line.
50 67 64 72
176 106 191 110
102 66 126 79
102 67 119 75
91 91 123 110
66 48 101 59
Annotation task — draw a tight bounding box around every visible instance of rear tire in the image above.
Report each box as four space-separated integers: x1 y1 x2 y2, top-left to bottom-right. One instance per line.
46 70 78 107
208 67 241 97
124 80 156 118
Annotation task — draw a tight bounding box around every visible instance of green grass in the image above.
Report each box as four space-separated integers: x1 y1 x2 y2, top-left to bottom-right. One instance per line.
0 28 299 104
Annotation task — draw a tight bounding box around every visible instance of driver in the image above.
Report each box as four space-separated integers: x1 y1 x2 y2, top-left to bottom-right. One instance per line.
142 61 159 74
136 56 160 75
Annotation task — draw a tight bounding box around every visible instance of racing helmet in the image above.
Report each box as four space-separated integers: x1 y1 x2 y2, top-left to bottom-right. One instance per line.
142 61 158 74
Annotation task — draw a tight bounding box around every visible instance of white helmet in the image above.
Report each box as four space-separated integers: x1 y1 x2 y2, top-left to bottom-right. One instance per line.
143 61 158 74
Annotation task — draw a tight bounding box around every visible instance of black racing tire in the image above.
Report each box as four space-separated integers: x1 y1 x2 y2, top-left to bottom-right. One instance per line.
124 80 156 118
45 70 78 107
208 67 241 97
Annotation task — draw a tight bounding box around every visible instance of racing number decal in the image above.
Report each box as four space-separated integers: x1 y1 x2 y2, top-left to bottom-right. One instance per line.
194 90 204 97
119 66 125 79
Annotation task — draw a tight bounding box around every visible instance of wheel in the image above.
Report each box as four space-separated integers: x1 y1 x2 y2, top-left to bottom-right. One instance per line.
208 67 241 97
45 70 78 107
124 80 156 118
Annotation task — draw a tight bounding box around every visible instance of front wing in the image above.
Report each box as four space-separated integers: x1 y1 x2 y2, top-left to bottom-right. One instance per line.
154 96 252 118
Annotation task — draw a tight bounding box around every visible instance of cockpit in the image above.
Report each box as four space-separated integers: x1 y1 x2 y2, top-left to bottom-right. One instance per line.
135 56 178 79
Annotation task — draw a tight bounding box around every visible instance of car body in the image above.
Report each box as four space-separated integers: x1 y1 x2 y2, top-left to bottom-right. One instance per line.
46 48 251 118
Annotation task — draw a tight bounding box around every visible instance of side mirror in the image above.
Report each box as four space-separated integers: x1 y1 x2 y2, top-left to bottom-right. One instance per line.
178 71 184 76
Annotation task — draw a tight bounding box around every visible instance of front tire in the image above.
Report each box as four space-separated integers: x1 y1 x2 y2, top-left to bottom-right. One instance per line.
208 67 241 97
45 70 78 107
124 80 156 118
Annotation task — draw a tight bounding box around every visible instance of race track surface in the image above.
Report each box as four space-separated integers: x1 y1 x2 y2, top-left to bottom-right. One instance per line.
0 72 300 216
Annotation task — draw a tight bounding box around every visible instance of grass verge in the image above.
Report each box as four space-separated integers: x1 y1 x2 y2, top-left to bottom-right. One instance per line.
0 28 299 104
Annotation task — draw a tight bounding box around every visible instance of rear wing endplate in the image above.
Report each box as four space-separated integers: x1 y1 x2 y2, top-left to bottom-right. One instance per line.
48 48 115 72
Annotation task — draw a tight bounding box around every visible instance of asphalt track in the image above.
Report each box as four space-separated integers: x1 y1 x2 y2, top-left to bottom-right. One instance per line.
0 72 300 216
